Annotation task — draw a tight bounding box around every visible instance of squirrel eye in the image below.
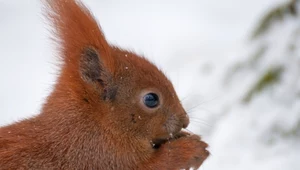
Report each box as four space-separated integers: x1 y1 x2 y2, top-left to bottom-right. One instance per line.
143 93 159 108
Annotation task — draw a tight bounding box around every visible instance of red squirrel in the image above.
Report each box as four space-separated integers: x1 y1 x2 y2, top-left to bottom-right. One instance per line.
0 0 209 169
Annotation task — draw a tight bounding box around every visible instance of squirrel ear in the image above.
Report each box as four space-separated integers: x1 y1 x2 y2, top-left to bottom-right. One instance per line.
44 0 116 78
80 47 117 101
80 47 108 84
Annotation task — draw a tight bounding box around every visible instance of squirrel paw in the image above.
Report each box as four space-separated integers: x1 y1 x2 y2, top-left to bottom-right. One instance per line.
160 134 209 169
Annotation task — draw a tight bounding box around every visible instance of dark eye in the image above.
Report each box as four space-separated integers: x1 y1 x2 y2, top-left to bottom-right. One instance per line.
143 93 159 108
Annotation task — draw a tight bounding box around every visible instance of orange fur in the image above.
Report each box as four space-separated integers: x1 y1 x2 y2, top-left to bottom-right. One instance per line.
0 0 209 169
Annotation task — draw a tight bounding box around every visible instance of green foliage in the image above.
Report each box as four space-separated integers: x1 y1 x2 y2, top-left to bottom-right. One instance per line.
251 0 298 39
248 46 268 67
243 67 283 103
266 120 300 145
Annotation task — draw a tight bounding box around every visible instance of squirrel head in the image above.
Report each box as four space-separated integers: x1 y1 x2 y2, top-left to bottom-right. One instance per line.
43 0 189 147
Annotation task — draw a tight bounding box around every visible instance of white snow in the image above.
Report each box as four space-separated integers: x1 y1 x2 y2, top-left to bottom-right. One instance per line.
1 0 299 169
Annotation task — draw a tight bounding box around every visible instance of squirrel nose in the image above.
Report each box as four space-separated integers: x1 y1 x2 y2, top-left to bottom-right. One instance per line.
182 114 190 128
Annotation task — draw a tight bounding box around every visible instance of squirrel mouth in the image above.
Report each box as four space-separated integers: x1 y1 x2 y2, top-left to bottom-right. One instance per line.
151 130 188 149
151 138 169 149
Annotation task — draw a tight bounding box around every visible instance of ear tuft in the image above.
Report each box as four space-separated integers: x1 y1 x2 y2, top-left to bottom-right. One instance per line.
44 0 118 101
43 0 116 74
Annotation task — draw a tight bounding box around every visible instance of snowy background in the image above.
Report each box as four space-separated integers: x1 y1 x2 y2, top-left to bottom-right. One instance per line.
0 0 299 169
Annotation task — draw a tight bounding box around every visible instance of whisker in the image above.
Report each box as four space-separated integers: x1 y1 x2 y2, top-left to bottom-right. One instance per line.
189 120 212 128
185 97 219 113
187 106 218 116
188 116 207 121
179 91 195 103
187 115 212 128
183 128 194 135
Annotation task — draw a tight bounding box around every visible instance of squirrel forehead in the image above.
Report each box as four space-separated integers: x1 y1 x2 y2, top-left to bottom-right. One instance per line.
112 49 176 94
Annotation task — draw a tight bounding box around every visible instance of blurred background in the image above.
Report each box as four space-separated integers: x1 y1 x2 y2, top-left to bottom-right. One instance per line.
0 0 299 169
